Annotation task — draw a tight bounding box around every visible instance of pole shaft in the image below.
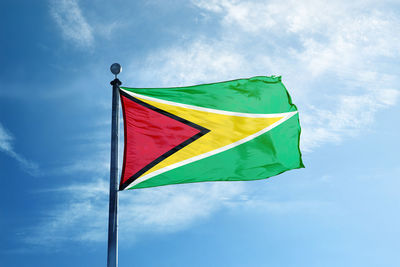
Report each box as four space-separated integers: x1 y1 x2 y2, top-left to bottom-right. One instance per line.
107 78 121 267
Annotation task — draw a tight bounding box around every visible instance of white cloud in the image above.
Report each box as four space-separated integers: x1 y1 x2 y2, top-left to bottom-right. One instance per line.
128 40 247 87
25 179 244 246
25 180 108 245
0 123 13 152
58 159 109 175
50 0 94 47
132 0 400 151
301 89 399 151
0 123 39 176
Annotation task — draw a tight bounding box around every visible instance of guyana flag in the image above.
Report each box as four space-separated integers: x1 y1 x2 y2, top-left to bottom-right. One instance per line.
119 76 303 190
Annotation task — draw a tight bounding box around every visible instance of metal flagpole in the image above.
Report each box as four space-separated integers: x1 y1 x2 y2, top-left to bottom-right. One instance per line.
108 63 122 267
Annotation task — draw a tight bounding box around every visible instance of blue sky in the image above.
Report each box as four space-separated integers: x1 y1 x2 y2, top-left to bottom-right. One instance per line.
1 0 400 266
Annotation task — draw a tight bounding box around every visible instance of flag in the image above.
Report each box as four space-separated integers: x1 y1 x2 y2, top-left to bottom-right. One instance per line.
119 76 303 190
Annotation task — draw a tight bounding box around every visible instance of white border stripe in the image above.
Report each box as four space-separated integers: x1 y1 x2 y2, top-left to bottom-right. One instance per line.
121 89 291 118
121 90 298 189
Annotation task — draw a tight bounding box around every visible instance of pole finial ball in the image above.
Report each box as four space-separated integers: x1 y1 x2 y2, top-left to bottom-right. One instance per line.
110 63 122 76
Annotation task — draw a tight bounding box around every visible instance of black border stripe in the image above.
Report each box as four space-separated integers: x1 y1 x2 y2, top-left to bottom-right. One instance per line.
119 90 210 190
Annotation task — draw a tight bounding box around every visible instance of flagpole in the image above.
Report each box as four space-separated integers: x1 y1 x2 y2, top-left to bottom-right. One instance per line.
108 63 122 267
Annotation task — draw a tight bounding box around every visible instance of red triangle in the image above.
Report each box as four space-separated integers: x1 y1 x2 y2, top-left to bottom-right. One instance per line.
120 93 204 189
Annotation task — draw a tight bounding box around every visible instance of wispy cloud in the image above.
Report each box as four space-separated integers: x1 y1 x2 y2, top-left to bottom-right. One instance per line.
25 176 330 248
50 0 94 47
129 40 247 87
301 89 399 150
25 179 244 247
0 122 39 176
130 0 400 151
0 123 13 152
